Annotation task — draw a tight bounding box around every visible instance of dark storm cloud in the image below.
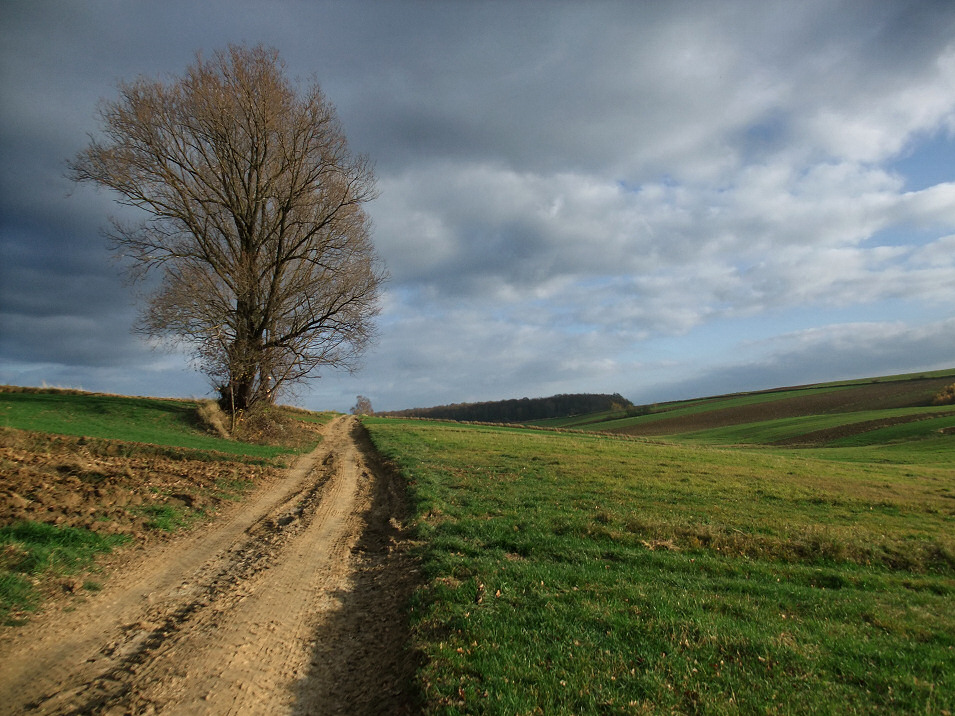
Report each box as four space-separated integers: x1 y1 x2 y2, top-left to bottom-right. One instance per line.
0 166 147 370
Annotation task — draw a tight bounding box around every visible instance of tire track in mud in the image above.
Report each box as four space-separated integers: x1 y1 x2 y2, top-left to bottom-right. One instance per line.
0 415 419 715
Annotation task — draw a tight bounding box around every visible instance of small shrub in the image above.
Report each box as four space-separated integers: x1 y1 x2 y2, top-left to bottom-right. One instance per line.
232 405 292 444
931 382 955 406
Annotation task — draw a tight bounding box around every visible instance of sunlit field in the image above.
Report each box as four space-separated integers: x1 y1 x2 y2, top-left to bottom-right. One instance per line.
365 418 955 714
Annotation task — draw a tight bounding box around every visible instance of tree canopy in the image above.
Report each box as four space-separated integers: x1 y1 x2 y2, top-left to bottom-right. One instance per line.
69 44 385 412
350 395 374 416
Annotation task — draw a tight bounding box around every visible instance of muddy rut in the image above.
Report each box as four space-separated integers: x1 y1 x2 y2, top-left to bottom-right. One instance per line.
0 416 419 715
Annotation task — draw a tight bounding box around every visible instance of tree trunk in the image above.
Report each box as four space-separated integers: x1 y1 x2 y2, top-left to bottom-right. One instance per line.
224 291 261 413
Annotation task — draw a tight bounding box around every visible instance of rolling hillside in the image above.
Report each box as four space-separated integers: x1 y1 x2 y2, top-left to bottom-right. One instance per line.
529 369 955 447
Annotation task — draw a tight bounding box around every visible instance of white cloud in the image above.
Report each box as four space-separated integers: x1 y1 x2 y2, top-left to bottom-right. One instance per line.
802 46 955 163
371 151 955 337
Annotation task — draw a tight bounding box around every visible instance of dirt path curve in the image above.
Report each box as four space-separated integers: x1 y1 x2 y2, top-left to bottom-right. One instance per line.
0 415 419 715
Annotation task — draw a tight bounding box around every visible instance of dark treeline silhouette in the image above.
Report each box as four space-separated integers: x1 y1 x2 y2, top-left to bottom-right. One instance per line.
381 393 634 423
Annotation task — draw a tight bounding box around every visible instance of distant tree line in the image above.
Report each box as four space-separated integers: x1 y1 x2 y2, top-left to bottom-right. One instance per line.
381 393 634 423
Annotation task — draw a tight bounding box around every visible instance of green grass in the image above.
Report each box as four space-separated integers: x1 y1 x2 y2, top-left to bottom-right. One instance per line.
0 521 128 624
595 388 861 433
365 418 955 714
0 391 302 459
132 504 199 531
526 409 632 429
211 476 256 501
786 434 955 468
826 415 955 447
288 409 340 425
841 367 955 384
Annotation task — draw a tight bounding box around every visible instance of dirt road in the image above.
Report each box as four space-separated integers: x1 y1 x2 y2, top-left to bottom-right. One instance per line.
0 416 418 715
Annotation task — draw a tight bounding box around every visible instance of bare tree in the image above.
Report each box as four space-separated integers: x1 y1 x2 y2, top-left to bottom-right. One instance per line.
350 395 374 416
69 44 385 413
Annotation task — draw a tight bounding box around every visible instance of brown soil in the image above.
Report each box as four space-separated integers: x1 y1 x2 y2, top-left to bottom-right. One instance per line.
0 429 280 541
0 415 420 715
612 376 955 437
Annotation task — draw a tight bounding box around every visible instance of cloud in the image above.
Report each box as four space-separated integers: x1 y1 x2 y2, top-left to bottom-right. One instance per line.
2 1 955 412
333 1 955 181
371 157 955 331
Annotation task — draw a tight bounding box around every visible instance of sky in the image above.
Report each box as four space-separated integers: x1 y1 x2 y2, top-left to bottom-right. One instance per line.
2 1 955 413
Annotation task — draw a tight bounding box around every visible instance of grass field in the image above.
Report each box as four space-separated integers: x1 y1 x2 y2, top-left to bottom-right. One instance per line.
365 417 955 714
0 389 310 459
0 521 129 622
672 408 955 447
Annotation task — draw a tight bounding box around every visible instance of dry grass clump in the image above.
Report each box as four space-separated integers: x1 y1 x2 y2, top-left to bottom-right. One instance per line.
195 400 320 449
931 382 955 406
195 399 313 445
196 400 231 439
231 405 319 450
233 406 288 443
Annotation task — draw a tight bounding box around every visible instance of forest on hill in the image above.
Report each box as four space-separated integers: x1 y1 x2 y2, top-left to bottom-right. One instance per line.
381 393 633 423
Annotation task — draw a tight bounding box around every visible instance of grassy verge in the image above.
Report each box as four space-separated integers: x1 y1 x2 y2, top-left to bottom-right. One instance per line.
132 504 201 532
364 418 955 714
0 521 129 624
0 390 314 459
